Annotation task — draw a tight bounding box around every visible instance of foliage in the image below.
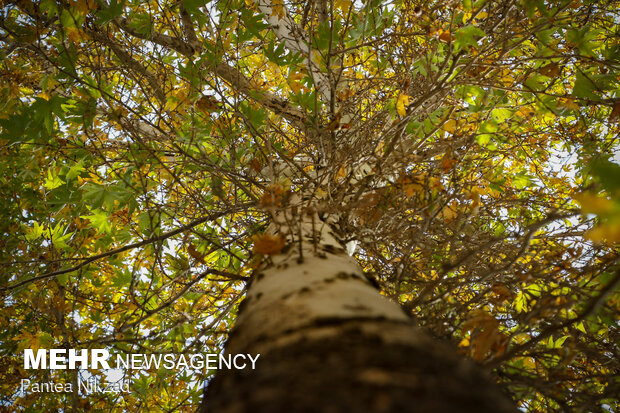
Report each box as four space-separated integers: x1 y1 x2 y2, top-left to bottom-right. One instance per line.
0 0 619 411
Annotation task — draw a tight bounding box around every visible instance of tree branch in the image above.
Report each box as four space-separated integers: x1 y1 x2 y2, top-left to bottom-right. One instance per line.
489 265 620 367
0 207 249 292
252 0 332 102
113 17 308 128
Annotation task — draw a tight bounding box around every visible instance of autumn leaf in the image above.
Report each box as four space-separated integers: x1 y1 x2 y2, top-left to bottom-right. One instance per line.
187 244 205 264
259 183 289 208
438 200 459 222
270 0 285 19
609 101 620 122
442 119 457 134
462 309 507 361
575 192 613 214
252 233 287 255
438 29 452 42
398 175 424 197
326 112 342 130
396 94 410 117
539 62 561 77
288 71 305 94
441 152 457 173
196 95 222 112
557 98 580 111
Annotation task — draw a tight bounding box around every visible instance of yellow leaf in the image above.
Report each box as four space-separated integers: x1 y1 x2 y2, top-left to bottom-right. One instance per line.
443 119 457 133
438 201 459 222
271 0 285 19
586 224 620 243
288 72 305 94
404 180 423 197
429 176 444 191
336 163 347 179
515 107 535 118
575 321 587 334
557 98 580 111
396 94 410 117
575 192 613 214
66 27 85 43
196 95 222 112
15 332 41 352
522 357 536 370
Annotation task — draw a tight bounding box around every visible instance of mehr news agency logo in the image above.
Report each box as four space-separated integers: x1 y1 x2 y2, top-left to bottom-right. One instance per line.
19 348 259 395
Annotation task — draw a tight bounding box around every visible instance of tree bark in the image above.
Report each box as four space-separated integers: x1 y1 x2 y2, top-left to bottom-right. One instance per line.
201 208 518 412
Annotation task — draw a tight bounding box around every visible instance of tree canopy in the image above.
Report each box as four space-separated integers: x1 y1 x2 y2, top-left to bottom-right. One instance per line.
1 0 619 410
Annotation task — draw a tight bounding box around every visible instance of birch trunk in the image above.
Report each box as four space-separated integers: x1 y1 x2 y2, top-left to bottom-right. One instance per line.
201 204 518 412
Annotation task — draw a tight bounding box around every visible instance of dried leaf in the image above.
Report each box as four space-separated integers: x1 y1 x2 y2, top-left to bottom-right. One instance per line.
441 153 457 173
187 244 205 264
196 95 222 112
539 62 561 77
609 101 620 122
438 29 452 42
326 112 342 130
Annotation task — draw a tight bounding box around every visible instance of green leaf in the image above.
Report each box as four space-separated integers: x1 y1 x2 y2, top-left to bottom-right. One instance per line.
490 108 512 122
95 0 125 24
513 172 531 189
49 222 73 249
44 168 65 190
589 159 620 192
80 209 112 233
66 161 85 181
24 221 45 241
572 71 599 100
454 25 486 52
128 13 153 36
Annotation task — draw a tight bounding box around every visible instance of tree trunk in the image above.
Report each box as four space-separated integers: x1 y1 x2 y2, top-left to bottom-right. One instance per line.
201 208 518 412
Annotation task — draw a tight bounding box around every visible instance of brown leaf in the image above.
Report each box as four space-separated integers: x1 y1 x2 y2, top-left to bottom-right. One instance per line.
196 95 222 112
441 153 457 173
462 309 506 361
609 101 620 122
325 112 342 130
439 30 452 42
252 234 286 255
249 157 263 173
187 244 205 263
539 62 561 77
259 184 289 208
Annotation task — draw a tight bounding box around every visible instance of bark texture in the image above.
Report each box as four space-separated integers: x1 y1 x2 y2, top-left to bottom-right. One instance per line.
201 211 518 412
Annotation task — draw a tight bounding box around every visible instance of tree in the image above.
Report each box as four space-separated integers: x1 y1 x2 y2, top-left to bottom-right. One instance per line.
0 0 619 411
